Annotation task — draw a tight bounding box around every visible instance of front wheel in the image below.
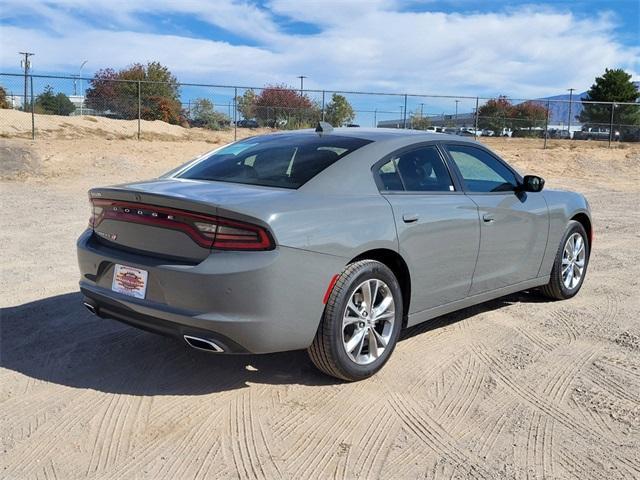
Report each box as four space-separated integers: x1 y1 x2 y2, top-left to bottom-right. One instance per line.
540 220 590 300
308 260 403 381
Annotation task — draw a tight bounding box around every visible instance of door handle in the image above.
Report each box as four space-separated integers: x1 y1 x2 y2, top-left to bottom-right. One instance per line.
482 214 495 223
403 214 419 223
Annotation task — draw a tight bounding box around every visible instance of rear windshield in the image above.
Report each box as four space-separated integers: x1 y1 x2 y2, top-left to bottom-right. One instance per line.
175 133 372 189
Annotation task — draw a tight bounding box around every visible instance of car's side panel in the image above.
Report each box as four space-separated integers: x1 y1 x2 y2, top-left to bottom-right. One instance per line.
407 275 550 328
384 193 480 313
465 191 549 294
538 189 592 277
261 194 399 258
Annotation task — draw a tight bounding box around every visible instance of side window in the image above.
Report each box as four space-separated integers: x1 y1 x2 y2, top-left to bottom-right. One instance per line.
394 146 454 192
447 145 518 192
377 159 404 191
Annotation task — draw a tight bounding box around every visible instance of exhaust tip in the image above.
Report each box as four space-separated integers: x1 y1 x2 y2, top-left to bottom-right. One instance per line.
184 335 224 353
83 301 97 315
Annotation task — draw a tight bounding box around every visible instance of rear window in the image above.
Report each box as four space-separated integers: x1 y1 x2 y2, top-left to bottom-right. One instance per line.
176 133 372 189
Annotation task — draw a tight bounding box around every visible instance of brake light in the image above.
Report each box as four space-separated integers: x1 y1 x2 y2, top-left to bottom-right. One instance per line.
89 198 274 251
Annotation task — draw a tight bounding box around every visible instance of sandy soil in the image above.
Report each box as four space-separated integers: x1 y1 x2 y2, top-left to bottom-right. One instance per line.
1 132 639 479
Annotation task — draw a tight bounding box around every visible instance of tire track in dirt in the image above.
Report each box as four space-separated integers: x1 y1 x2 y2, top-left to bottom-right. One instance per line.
549 309 579 343
439 356 486 433
350 405 398 479
222 389 282 480
286 384 383 479
513 325 556 352
388 391 496 480
272 387 338 439
588 365 640 404
472 344 640 478
153 407 226 479
279 383 367 460
2 393 112 478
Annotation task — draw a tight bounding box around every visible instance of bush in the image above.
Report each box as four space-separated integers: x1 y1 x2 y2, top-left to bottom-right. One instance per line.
189 98 230 130
0 86 9 109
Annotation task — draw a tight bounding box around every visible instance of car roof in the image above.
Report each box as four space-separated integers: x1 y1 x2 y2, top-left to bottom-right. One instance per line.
251 127 477 145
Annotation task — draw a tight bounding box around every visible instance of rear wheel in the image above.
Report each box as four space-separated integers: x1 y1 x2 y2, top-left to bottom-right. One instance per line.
540 221 589 300
308 260 403 381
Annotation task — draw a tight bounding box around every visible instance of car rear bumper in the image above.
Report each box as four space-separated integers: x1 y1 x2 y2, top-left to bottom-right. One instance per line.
77 229 345 353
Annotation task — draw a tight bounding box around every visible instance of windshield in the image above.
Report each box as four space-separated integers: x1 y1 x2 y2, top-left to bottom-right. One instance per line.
176 133 372 189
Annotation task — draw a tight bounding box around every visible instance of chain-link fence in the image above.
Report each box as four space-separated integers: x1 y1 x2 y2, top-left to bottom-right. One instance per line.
1 72 638 147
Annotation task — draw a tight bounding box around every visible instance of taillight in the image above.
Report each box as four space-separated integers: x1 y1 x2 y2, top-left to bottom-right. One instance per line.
89 198 274 251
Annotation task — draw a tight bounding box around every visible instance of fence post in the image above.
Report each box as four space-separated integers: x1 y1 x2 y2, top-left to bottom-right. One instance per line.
233 87 238 141
608 103 615 147
374 109 377 128
321 90 325 122
30 76 35 140
137 80 141 140
544 100 550 149
474 97 479 139
402 94 408 129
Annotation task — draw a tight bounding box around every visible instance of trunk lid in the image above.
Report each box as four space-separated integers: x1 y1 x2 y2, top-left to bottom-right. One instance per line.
89 178 289 261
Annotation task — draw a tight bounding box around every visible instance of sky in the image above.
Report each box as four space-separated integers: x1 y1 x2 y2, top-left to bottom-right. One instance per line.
0 0 638 122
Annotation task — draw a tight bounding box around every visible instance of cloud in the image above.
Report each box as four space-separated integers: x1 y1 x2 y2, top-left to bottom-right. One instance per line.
0 1 638 99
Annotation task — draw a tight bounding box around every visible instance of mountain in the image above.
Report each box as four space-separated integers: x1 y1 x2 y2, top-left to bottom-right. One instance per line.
538 81 640 126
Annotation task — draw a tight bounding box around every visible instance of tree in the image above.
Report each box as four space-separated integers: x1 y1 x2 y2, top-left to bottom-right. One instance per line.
0 85 9 109
85 62 181 123
579 68 640 131
324 93 355 126
477 96 512 132
237 89 257 119
409 114 431 130
253 85 319 128
511 101 548 129
35 85 75 116
477 96 548 134
190 98 230 130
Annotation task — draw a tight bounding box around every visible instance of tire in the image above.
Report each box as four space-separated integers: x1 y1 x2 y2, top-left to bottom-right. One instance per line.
308 260 403 381
540 220 590 300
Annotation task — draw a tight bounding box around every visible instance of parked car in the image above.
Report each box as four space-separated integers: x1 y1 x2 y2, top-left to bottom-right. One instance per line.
236 119 259 128
574 127 619 141
425 126 445 133
456 129 475 137
78 126 592 381
547 129 571 139
482 129 495 137
345 123 360 128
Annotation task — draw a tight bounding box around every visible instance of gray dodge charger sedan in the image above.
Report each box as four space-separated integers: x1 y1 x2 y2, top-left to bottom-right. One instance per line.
78 126 591 381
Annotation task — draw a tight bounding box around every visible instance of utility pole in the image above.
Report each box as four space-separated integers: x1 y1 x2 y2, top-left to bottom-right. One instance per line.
455 100 460 126
420 103 425 118
403 94 408 129
19 52 34 111
567 88 575 138
79 60 87 115
297 75 307 95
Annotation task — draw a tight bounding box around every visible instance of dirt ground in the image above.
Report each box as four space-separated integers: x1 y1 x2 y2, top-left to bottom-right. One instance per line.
1 131 639 479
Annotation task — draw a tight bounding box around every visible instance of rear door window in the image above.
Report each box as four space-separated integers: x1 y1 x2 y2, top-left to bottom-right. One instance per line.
176 134 371 189
376 145 454 192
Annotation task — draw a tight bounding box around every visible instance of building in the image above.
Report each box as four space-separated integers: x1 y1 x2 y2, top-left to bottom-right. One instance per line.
378 112 476 128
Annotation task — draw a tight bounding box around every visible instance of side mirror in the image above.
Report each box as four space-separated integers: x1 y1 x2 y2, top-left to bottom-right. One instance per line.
521 175 545 192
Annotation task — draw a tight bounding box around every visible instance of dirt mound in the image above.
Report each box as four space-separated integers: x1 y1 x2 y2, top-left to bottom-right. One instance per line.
0 109 271 142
